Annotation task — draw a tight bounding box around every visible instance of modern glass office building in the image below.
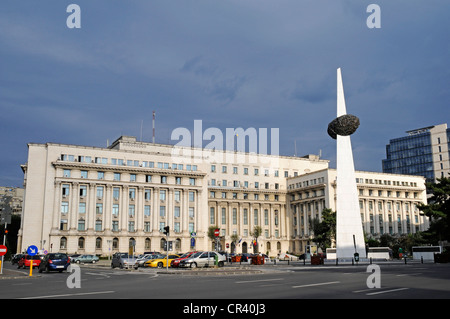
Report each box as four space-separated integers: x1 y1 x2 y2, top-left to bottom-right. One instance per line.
382 124 450 183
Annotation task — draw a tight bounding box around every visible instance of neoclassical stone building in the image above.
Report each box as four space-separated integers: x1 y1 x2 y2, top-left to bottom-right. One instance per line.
18 135 329 256
287 169 429 254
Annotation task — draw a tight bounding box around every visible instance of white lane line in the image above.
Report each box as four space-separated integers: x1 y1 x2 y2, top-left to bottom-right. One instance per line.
19 290 115 299
292 281 340 288
366 287 409 296
235 278 284 284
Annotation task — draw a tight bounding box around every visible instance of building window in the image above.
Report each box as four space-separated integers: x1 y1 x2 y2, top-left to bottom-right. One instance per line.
60 237 67 249
144 205 151 217
129 205 135 217
112 204 119 217
114 173 121 181
96 203 103 214
210 207 215 224
60 219 68 231
96 237 102 249
61 202 69 214
112 221 119 232
62 184 70 196
145 189 151 201
78 219 85 231
160 206 166 217
95 220 102 231
97 186 104 199
79 202 86 214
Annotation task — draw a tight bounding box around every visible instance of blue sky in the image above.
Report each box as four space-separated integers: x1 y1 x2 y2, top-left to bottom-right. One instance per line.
1 1 449 187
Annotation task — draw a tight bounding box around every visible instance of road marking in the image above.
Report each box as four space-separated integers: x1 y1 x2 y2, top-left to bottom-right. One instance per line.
19 290 115 299
396 273 422 277
235 278 284 284
292 281 340 288
366 287 409 296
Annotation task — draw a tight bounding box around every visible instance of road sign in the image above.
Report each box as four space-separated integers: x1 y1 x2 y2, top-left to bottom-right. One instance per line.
214 229 220 237
27 245 38 256
0 245 7 256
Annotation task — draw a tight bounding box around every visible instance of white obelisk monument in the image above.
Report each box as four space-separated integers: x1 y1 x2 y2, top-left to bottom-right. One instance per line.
335 68 366 259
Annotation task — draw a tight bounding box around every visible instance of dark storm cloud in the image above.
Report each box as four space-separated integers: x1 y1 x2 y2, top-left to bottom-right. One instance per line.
0 0 449 186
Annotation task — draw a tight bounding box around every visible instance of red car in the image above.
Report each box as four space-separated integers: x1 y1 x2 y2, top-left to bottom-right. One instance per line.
171 252 198 268
18 255 42 269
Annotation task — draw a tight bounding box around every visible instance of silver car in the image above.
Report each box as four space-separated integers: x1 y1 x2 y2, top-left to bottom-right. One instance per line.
179 251 226 268
111 252 137 269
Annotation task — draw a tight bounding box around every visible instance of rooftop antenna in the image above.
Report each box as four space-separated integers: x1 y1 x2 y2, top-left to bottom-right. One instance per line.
152 111 155 144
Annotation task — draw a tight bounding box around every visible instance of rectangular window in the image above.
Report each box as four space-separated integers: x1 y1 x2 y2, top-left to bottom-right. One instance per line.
174 206 180 218
95 220 102 231
96 203 103 214
221 208 226 225
145 189 151 201
79 202 86 214
112 204 119 217
60 219 68 230
113 187 120 200
189 207 195 218
79 185 87 197
63 169 71 177
112 221 119 231
144 205 151 217
96 186 104 199
160 206 166 217
62 184 70 196
160 190 166 201
129 205 135 217
61 202 69 214
210 207 215 224
129 188 136 200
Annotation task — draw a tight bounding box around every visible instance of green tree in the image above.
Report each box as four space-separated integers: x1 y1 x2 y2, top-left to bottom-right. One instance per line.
310 208 336 253
417 176 450 244
250 226 262 253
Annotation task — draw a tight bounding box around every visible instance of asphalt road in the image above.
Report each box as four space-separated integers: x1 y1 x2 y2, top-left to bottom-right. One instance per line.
1 261 449 303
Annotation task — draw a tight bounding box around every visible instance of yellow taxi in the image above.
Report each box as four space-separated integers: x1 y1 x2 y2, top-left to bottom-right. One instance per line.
144 254 180 268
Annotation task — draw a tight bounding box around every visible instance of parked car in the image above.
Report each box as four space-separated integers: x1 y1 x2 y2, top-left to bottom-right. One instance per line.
111 253 137 269
144 254 180 268
171 252 197 268
38 253 71 273
71 254 99 264
17 255 41 269
134 254 158 269
11 254 25 265
178 251 226 268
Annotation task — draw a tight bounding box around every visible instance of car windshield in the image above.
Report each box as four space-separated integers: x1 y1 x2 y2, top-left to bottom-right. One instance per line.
192 252 203 258
50 254 67 259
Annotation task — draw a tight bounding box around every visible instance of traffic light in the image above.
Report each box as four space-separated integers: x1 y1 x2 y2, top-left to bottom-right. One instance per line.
163 226 170 236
